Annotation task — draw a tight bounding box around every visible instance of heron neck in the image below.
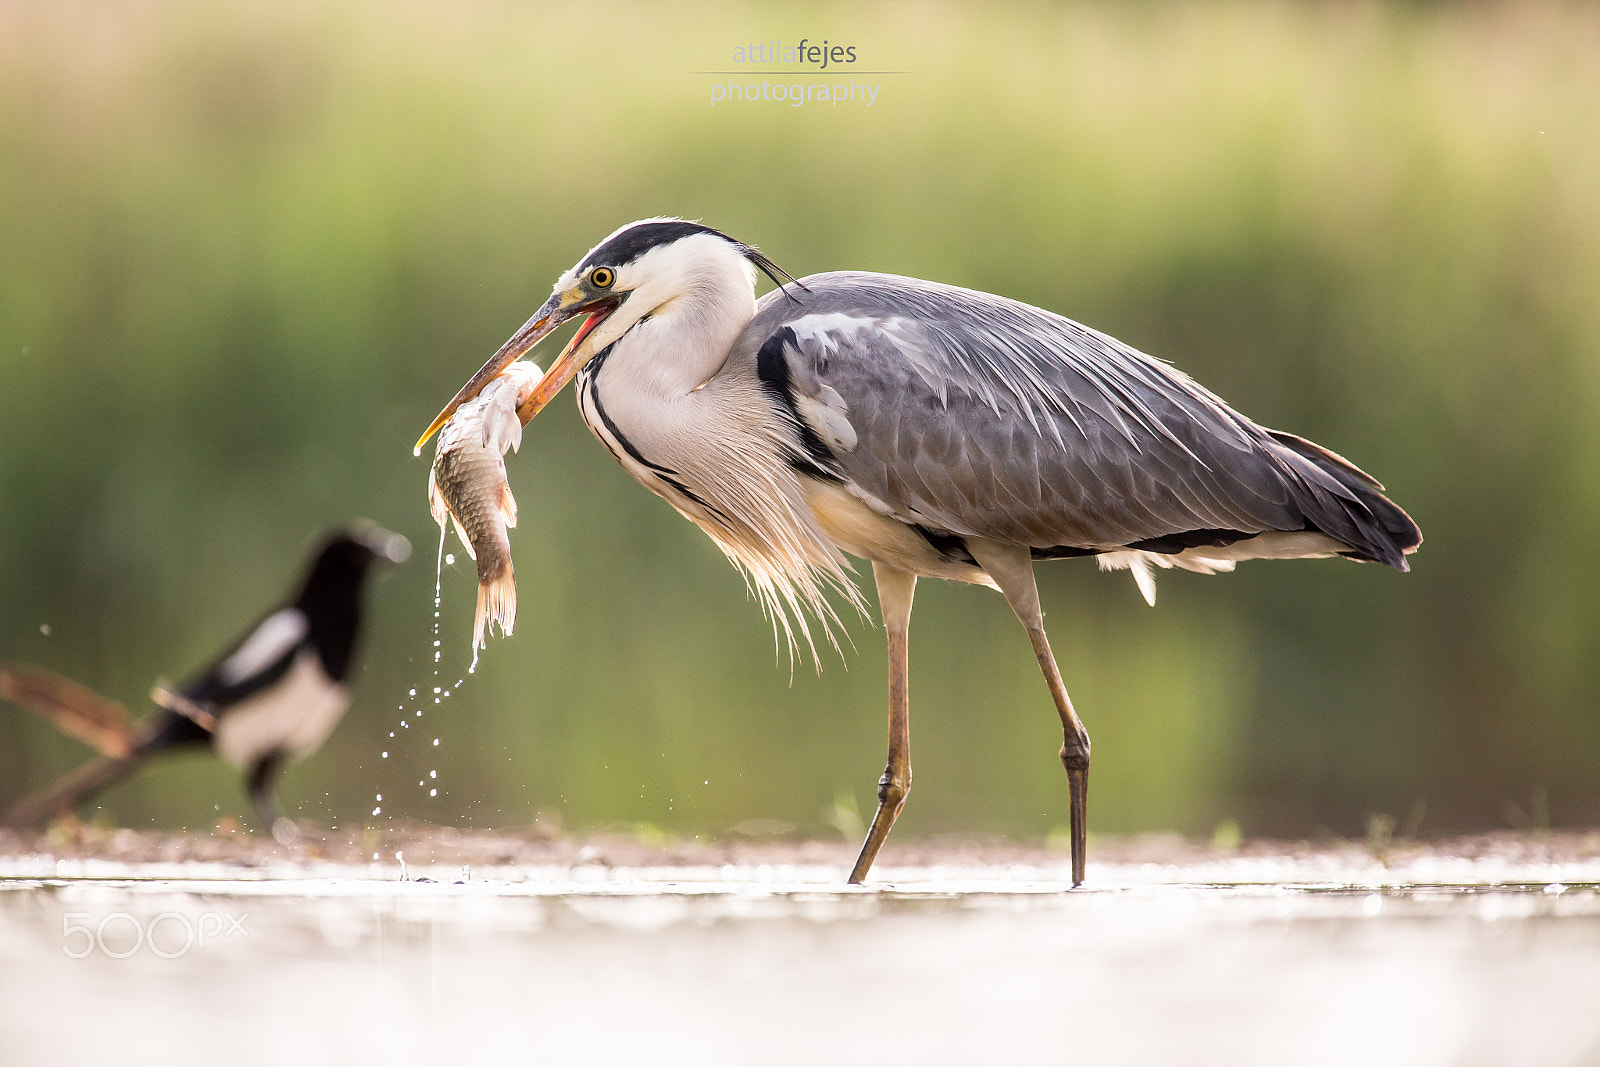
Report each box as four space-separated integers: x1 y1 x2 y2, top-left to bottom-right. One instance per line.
605 276 755 401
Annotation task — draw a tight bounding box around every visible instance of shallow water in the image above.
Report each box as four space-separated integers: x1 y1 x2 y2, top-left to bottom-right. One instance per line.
3 846 1599 1066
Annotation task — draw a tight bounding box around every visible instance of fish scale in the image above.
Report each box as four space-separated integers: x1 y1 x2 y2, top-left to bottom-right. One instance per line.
427 360 543 655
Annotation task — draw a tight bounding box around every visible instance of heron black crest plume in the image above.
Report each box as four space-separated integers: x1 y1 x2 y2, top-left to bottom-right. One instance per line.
740 245 807 300
583 218 806 298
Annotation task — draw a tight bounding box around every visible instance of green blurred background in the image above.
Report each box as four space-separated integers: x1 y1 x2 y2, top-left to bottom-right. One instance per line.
2 0 1597 845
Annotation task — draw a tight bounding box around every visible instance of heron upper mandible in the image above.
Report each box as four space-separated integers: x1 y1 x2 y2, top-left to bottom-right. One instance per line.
418 218 1421 887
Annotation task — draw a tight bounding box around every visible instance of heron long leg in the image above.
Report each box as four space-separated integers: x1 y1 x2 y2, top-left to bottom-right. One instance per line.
965 539 1091 887
849 562 917 885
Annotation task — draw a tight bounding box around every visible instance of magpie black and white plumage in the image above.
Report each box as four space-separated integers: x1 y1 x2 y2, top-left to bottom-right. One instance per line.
3 526 408 832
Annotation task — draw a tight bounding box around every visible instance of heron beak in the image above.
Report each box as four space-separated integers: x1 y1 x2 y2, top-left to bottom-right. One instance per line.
515 303 616 423
414 293 578 455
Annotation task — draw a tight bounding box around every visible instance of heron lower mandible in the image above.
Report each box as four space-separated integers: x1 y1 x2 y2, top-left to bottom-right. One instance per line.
418 218 1421 887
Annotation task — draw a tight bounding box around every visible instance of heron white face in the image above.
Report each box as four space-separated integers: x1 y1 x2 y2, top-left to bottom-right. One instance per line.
416 218 766 451
550 228 759 360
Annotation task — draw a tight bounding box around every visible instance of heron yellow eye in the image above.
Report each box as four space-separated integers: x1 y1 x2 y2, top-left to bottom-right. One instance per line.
589 267 615 289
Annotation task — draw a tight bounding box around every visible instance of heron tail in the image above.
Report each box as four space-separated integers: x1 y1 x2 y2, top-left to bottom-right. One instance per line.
1269 431 1423 570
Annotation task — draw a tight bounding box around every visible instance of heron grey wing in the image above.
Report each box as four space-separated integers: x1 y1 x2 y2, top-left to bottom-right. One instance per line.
744 272 1381 555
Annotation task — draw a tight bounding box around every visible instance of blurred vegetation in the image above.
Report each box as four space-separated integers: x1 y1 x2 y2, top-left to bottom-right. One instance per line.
2 0 1598 844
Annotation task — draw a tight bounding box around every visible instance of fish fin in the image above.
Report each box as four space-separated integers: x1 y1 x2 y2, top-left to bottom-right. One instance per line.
450 514 477 561
482 381 525 455
500 483 518 529
427 469 450 529
473 563 517 652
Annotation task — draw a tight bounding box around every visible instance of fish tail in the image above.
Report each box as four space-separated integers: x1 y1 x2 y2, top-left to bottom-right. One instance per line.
472 561 517 653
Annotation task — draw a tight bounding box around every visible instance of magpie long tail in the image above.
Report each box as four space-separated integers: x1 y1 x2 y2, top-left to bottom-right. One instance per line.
0 664 136 758
4 754 138 827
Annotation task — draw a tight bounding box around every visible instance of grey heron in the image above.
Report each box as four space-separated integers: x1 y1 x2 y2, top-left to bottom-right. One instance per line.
418 218 1421 886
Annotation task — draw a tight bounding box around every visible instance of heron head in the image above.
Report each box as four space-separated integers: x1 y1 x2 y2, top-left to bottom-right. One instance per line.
415 218 797 452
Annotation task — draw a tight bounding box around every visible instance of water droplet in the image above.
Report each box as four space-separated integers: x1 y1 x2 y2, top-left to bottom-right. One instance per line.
429 770 437 779
409 689 417 697
433 687 441 694
376 794 383 801
39 623 51 636
445 553 455 565
430 788 438 797
382 751 389 758
372 806 382 815
433 738 440 746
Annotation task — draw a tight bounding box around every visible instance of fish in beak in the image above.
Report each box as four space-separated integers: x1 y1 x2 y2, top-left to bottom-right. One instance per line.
414 291 619 455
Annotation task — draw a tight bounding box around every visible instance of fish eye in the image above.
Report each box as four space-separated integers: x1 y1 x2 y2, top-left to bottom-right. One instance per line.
589 267 615 289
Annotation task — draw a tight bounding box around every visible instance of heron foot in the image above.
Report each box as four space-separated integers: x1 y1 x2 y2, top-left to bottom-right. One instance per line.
1059 746 1089 888
848 767 910 884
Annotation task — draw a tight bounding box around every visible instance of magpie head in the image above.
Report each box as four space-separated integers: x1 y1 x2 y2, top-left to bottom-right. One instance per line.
291 524 409 678
297 524 410 607
324 524 411 571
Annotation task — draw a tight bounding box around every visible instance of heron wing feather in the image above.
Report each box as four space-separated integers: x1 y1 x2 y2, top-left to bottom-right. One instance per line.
741 272 1415 567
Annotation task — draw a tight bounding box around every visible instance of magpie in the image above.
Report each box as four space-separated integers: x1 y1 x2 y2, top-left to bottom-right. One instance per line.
3 525 409 835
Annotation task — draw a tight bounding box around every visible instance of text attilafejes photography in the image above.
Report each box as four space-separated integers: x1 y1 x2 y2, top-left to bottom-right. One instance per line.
706 37 900 109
